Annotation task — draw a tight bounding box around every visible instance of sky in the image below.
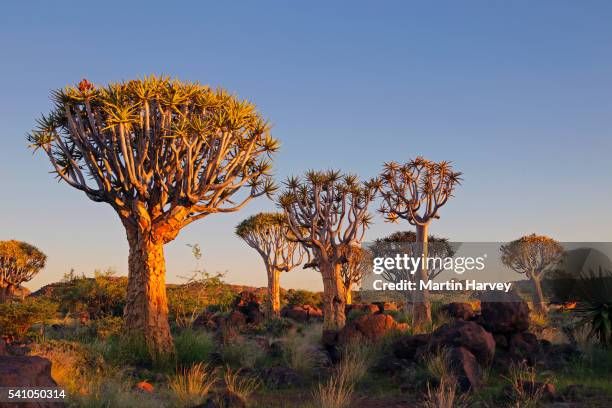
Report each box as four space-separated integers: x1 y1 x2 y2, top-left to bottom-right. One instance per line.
1 1 611 291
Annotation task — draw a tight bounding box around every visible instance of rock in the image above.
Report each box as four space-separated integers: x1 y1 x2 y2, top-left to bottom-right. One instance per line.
346 303 379 315
0 339 7 356
449 346 482 391
0 356 64 407
373 301 400 313
493 334 508 349
321 330 341 363
479 293 530 334
197 389 246 408
228 310 247 327
443 302 475 320
281 305 323 322
427 320 495 364
263 366 303 388
7 344 30 356
135 380 154 393
392 333 431 360
508 332 541 364
338 313 408 344
232 291 261 312
247 309 264 325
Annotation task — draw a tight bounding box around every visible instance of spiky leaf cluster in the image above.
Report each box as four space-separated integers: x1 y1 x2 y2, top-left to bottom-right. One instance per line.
277 170 380 263
28 76 279 237
379 157 462 225
0 241 47 288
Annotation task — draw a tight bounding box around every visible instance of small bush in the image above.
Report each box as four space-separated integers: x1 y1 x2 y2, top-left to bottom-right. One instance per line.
283 323 323 376
168 362 217 406
284 289 322 307
175 329 215 366
423 347 452 383
0 297 57 340
221 336 266 369
91 316 124 340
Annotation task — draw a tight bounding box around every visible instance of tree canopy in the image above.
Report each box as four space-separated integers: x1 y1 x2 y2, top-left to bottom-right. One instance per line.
28 76 279 241
0 240 47 291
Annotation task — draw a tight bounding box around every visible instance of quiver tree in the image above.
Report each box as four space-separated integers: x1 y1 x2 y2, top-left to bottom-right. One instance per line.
339 246 373 305
379 157 461 327
371 231 454 307
0 241 46 302
236 213 305 317
501 234 564 313
278 170 379 330
28 77 278 354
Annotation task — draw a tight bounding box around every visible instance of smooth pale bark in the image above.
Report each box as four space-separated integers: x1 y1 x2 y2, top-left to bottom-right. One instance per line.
267 268 281 317
412 223 432 328
532 276 547 314
123 228 173 354
321 262 346 330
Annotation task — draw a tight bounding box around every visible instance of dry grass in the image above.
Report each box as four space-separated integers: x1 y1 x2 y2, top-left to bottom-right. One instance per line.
224 366 260 402
311 342 372 408
423 347 452 383
168 362 217 406
422 376 467 408
283 323 323 375
313 371 355 408
505 361 546 408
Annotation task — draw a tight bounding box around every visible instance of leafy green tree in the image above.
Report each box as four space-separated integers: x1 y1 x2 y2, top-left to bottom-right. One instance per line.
0 240 46 302
29 77 278 354
236 213 305 316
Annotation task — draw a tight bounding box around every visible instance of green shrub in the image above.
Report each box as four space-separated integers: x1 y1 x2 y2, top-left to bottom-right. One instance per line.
0 297 57 339
91 316 124 340
175 329 215 367
347 309 369 322
284 289 322 307
222 337 266 369
54 269 126 319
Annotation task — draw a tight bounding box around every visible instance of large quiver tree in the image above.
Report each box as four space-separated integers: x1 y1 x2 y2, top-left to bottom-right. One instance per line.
29 77 278 354
379 157 461 327
0 241 46 302
278 170 379 330
501 234 564 313
236 213 305 317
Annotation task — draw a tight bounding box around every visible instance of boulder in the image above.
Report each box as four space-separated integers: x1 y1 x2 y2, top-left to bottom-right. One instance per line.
508 332 541 363
338 313 408 344
392 333 431 360
443 302 475 320
373 301 400 313
449 346 482 391
197 389 246 408
479 293 530 334
0 339 6 356
263 366 303 389
0 356 65 407
228 311 247 327
346 303 379 315
281 305 323 322
427 320 495 364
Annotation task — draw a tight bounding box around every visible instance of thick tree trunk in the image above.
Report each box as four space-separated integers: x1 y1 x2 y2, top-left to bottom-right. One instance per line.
321 262 346 330
345 282 353 305
412 224 432 328
0 284 15 303
124 229 174 356
532 277 546 314
267 268 281 317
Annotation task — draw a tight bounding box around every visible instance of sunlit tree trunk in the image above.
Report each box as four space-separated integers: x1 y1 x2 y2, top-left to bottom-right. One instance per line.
321 262 346 330
267 268 281 317
345 282 353 305
0 283 14 303
123 227 173 355
532 275 546 314
412 224 432 328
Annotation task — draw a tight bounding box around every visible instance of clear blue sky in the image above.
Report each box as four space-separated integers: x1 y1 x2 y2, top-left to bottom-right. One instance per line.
1 1 611 291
